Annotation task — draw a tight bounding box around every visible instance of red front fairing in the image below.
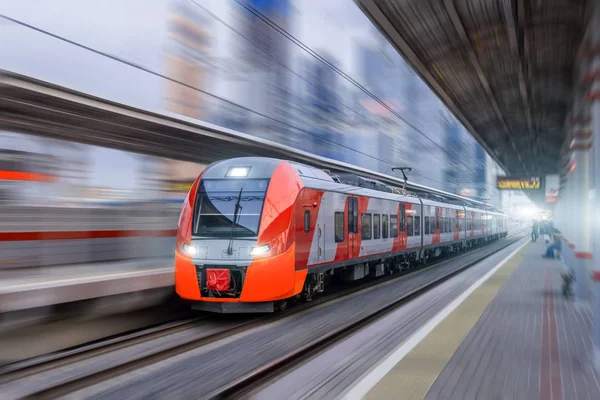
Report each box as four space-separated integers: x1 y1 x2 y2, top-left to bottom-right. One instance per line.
175 173 203 256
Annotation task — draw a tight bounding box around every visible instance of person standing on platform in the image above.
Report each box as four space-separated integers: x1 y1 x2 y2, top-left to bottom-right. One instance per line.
531 220 539 242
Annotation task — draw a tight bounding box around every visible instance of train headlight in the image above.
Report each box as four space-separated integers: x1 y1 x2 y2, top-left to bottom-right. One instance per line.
182 243 198 257
250 244 271 257
226 167 250 177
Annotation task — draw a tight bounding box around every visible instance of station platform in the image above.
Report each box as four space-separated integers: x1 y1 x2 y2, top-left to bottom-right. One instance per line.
0 258 173 313
347 240 600 399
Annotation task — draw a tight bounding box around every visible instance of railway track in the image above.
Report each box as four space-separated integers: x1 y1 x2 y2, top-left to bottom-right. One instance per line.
0 232 526 399
211 233 527 400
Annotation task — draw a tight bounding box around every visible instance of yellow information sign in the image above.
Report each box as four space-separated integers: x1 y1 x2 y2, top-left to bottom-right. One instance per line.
496 177 541 190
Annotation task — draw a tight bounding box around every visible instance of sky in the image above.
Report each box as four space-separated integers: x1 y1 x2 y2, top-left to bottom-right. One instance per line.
0 0 385 190
0 0 505 200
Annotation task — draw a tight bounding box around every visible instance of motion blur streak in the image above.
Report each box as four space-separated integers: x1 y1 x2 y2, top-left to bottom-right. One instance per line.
0 1 535 315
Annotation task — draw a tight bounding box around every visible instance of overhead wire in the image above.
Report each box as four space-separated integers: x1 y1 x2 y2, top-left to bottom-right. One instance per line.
0 13 402 172
234 0 480 173
1 7 476 188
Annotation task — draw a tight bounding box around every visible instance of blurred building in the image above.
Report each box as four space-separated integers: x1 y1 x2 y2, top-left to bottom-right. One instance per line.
474 142 487 199
299 51 342 159
442 117 464 194
355 37 417 174
234 0 293 140
163 0 213 120
162 0 213 198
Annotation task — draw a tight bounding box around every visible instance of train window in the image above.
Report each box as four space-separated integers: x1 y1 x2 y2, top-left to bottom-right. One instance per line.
373 214 381 239
435 208 440 230
425 216 430 234
407 215 414 236
361 213 372 240
445 217 449 233
390 215 398 238
334 212 344 242
430 216 434 233
304 211 310 233
414 215 421 236
382 214 389 238
400 204 406 231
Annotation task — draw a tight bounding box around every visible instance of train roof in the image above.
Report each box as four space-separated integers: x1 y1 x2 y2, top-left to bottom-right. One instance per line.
420 198 464 210
204 157 506 214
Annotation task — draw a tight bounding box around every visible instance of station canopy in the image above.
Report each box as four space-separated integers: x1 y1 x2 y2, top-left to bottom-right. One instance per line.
356 0 592 204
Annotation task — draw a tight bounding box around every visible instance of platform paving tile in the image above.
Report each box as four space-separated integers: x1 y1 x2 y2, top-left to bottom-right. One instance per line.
425 244 600 400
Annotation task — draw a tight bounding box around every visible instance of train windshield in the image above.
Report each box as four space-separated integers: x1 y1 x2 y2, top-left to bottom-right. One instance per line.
192 179 268 238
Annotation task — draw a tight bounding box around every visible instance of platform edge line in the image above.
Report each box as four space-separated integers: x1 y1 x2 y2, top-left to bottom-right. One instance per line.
341 238 529 400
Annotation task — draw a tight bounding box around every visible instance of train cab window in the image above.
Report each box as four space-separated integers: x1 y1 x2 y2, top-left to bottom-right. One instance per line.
382 214 389 238
373 214 381 239
425 216 430 234
414 215 420 236
361 213 372 240
400 204 406 231
390 215 398 238
334 212 344 242
407 215 414 236
304 211 310 233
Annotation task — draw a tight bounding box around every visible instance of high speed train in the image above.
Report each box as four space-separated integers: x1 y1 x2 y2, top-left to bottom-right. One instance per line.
175 157 508 313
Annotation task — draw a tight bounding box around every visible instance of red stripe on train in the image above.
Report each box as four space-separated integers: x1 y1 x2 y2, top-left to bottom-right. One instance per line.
0 229 177 241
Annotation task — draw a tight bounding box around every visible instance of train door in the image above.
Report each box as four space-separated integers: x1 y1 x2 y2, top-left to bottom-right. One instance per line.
433 207 441 244
347 197 359 259
317 197 326 263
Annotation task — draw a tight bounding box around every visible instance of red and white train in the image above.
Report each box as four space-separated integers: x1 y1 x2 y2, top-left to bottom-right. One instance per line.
175 157 508 313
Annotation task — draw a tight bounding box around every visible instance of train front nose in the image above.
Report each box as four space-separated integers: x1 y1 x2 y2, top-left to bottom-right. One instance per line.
176 174 269 301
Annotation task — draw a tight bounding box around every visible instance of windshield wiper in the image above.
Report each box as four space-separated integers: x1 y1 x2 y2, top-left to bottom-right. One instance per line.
227 188 243 256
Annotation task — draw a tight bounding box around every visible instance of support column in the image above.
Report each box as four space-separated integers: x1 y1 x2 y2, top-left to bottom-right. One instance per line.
558 157 574 275
589 0 600 371
567 93 592 303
